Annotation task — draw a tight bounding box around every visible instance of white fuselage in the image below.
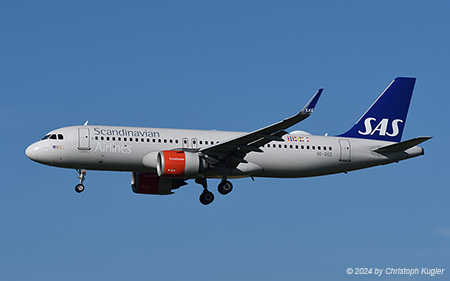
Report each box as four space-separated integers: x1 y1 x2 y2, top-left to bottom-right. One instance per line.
26 125 424 179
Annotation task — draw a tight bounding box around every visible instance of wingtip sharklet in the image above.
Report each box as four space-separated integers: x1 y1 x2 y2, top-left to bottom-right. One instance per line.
302 88 323 114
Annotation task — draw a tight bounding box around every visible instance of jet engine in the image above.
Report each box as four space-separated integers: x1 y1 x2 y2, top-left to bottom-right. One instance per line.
131 172 187 195
156 150 205 178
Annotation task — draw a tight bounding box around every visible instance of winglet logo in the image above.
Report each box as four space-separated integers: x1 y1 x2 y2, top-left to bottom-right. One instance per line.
358 118 403 137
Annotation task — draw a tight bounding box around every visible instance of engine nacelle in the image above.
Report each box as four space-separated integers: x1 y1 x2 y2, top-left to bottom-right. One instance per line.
157 150 202 178
131 172 186 195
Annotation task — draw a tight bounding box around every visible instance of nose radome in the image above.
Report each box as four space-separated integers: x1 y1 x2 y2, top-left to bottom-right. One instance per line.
26 143 39 161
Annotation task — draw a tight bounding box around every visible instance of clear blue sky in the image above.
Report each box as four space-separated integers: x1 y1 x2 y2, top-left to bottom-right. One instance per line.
1 1 449 280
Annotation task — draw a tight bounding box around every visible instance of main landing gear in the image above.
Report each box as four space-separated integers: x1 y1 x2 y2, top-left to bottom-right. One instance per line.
195 178 214 205
195 178 233 205
218 180 233 195
75 169 86 193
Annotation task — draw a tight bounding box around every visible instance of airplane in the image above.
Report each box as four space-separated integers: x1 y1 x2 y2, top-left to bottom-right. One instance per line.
26 77 431 205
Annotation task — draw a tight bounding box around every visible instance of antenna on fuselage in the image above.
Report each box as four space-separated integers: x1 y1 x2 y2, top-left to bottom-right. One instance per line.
83 121 89 126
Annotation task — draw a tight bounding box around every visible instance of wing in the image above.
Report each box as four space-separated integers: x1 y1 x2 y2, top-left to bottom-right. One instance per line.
199 89 323 168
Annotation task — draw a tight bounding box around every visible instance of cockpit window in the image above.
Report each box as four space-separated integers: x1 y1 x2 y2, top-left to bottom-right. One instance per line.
42 134 64 140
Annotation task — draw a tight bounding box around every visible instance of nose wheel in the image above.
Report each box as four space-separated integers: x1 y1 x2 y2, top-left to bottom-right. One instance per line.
75 183 85 193
75 169 86 193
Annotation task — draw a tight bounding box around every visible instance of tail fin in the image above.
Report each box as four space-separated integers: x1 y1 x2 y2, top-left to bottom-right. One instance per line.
338 77 416 142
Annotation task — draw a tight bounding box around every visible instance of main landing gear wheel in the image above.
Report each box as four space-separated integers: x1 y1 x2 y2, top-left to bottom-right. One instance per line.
195 178 214 205
218 180 233 195
75 184 85 193
199 191 214 205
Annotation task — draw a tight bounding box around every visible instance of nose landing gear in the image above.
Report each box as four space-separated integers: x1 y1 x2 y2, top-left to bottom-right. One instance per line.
75 169 86 193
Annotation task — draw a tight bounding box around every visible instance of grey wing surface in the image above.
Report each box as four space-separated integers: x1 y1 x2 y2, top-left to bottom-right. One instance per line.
199 89 323 167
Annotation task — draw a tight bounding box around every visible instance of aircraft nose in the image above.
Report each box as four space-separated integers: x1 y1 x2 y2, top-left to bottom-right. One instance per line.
26 142 40 161
26 141 62 165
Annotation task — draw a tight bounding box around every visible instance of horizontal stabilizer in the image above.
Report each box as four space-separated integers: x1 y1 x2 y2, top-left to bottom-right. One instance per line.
373 136 432 154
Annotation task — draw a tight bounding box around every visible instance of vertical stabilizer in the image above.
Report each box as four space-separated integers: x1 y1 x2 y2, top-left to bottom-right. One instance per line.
338 77 416 142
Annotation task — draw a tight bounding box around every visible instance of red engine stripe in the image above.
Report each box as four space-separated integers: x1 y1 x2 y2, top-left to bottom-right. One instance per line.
162 151 186 177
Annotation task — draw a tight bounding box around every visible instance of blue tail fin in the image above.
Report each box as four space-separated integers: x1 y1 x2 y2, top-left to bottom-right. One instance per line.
338 77 416 142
